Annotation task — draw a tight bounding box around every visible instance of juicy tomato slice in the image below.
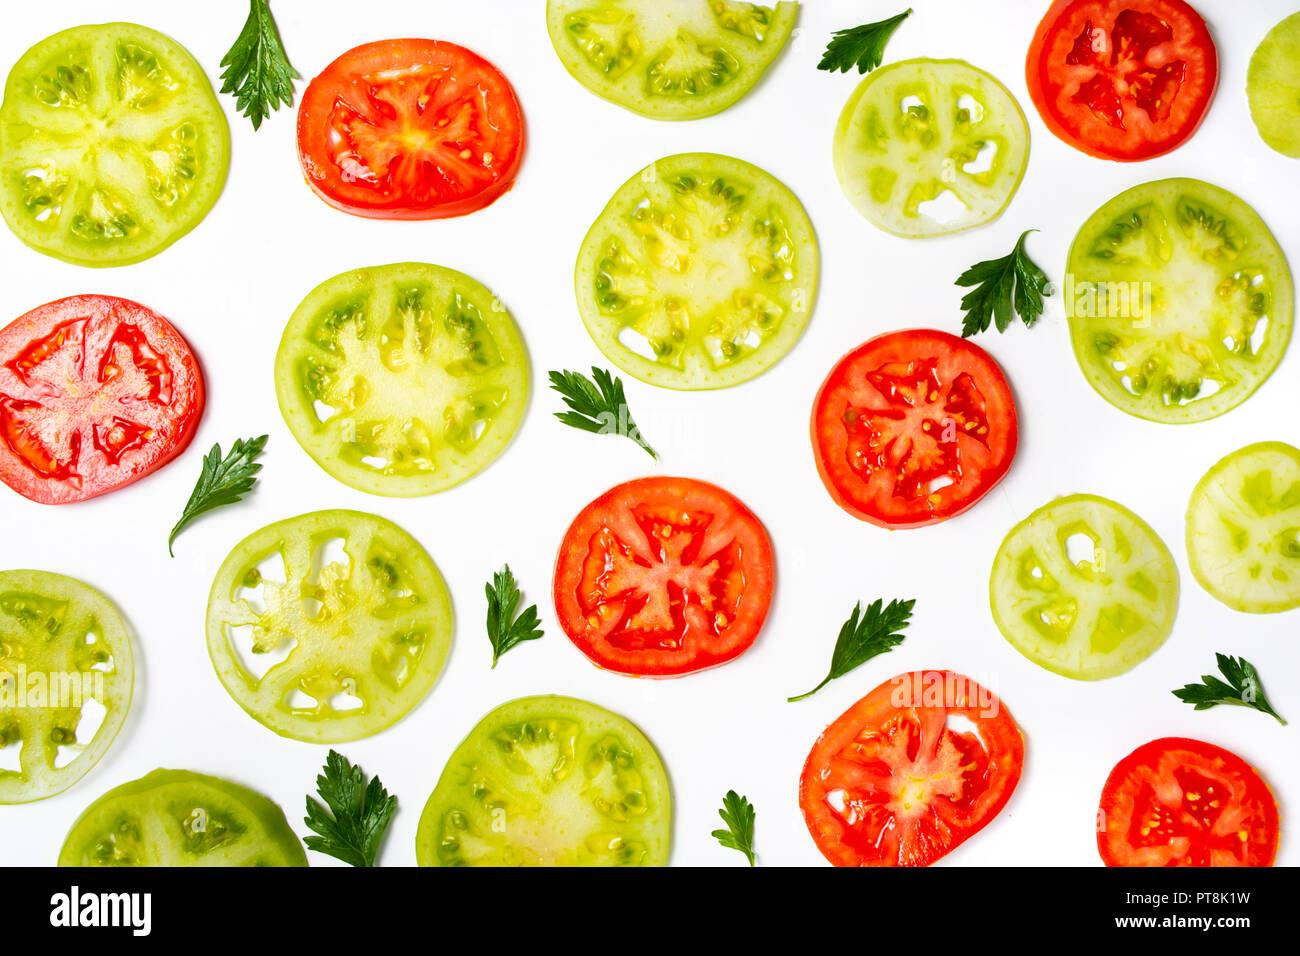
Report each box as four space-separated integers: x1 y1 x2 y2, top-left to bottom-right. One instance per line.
800 671 1025 867
811 329 1018 528
0 295 203 504
553 476 774 677
1248 12 1300 158
296 39 524 220
416 695 672 866
1098 737 1279 867
1026 0 1218 161
58 769 307 866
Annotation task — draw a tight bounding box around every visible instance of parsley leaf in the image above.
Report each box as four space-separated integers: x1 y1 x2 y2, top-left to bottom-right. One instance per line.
220 0 299 130
549 367 657 459
486 564 544 668
818 9 912 74
789 598 914 701
956 230 1052 336
168 435 267 556
1173 654 1286 724
303 750 396 867
711 790 757 866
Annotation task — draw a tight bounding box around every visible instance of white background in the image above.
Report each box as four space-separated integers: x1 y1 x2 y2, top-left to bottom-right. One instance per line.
2 0 1297 867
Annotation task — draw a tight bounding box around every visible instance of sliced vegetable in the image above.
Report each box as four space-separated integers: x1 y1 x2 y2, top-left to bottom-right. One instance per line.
169 435 267 555
788 597 914 701
818 10 912 75
957 230 1052 336
712 790 756 866
485 564 543 668
1247 12 1300 158
549 367 657 459
220 0 299 130
303 750 396 867
1173 654 1285 724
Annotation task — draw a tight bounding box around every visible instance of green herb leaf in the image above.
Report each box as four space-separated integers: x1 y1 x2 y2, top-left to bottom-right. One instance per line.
818 9 912 74
220 0 299 130
789 598 914 701
1173 654 1286 724
549 367 657 459
168 435 268 556
956 230 1052 336
303 750 396 867
711 790 757 866
486 564 544 668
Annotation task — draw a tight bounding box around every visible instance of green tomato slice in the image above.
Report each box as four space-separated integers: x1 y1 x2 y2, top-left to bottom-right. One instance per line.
205 510 452 743
832 59 1029 238
546 0 797 120
1066 179 1293 424
58 769 307 866
276 262 528 496
1247 12 1300 158
990 494 1179 680
0 570 132 804
0 22 229 267
416 695 671 866
576 152 817 389
1186 442 1300 613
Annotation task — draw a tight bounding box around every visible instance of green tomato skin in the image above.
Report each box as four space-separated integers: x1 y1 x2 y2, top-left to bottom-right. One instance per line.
1247 12 1300 158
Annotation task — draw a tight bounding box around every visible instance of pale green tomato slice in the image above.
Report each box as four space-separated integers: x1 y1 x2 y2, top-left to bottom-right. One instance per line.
576 152 817 389
990 494 1179 680
1066 178 1293 423
832 58 1029 238
0 22 229 267
1186 442 1300 613
275 262 528 496
416 695 671 866
546 0 797 120
1247 12 1300 158
0 570 132 804
58 769 307 866
206 510 452 743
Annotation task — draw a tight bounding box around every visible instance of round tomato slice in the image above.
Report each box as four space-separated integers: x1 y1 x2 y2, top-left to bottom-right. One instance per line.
205 510 452 743
811 329 1018 528
575 152 818 389
1247 12 1300 158
1098 737 1279 867
296 39 524 220
0 22 229 266
0 295 204 505
800 671 1024 867
416 695 672 866
0 570 132 804
553 476 773 677
1026 0 1218 161
58 769 307 866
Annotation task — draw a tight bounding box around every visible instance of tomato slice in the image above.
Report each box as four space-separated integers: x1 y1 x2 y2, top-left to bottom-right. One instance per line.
58 769 307 866
416 695 672 866
275 262 528 496
0 295 204 505
811 329 1017 528
296 39 524 220
546 0 797 120
575 152 818 389
553 476 773 677
800 671 1024 867
1186 442 1300 613
0 571 132 804
205 510 452 743
1098 738 1279 867
990 494 1178 680
1026 0 1218 161
833 59 1029 238
0 22 229 266
1247 12 1300 158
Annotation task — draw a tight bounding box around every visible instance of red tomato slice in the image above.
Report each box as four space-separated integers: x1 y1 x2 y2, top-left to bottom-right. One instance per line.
800 671 1025 867
1026 0 1218 161
296 39 525 219
0 295 203 505
553 476 774 678
811 329 1018 528
1098 737 1279 867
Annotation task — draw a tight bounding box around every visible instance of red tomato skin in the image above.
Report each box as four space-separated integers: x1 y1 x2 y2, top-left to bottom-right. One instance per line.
0 296 203 505
296 39 525 220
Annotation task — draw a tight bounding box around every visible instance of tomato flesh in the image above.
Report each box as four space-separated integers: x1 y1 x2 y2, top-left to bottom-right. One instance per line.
553 476 773 677
1098 738 1279 867
297 39 524 219
1247 12 1300 158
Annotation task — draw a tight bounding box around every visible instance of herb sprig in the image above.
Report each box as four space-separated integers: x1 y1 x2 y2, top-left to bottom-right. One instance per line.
789 598 914 701
303 750 397 867
711 790 757 866
168 435 267 556
220 0 299 130
818 9 912 74
485 565 544 668
549 367 657 459
956 230 1052 336
1173 654 1286 724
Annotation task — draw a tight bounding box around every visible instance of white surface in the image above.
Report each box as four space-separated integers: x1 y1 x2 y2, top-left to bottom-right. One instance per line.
2 0 1297 867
